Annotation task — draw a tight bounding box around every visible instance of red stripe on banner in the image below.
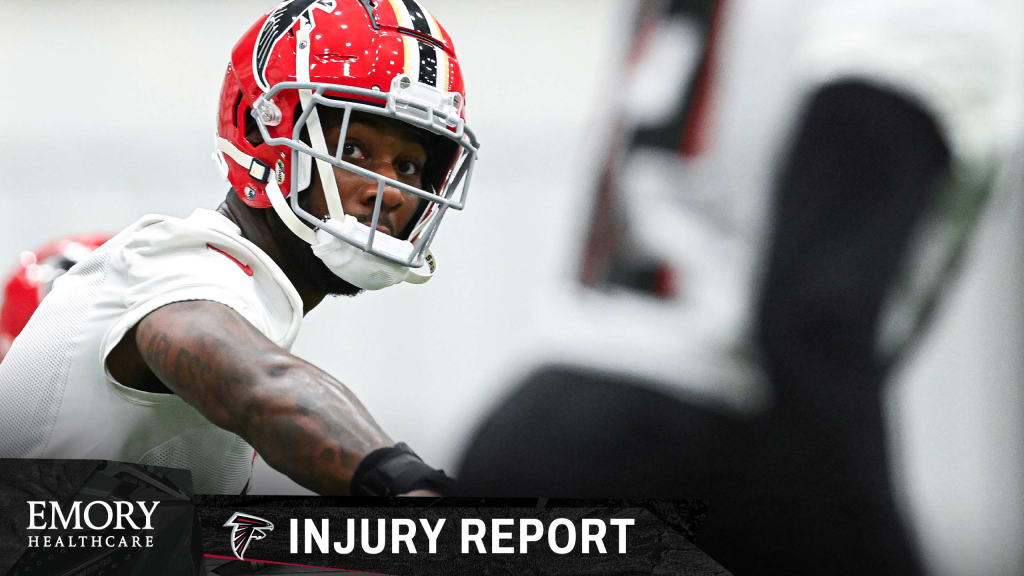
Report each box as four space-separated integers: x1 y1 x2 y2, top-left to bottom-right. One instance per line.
203 554 398 575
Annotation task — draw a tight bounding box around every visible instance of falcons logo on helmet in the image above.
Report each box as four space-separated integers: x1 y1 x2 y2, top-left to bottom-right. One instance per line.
223 512 275 560
254 0 338 91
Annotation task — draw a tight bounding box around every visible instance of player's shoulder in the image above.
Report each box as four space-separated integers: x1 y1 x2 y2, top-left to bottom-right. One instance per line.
118 209 246 254
113 210 261 276
799 0 1014 67
112 209 297 304
107 209 303 347
796 0 1020 170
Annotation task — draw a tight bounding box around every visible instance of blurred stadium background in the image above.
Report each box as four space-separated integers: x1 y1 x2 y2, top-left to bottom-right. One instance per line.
0 1 1021 575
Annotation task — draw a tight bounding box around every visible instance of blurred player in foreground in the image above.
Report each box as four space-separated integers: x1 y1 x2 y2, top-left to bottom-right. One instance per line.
458 0 1022 573
0 0 479 496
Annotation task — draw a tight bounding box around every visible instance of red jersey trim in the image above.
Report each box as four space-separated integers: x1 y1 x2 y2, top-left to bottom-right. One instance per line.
206 244 254 277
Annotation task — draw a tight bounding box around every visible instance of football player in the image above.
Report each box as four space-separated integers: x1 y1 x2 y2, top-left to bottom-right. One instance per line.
0 0 479 497
0 234 111 363
458 0 1021 574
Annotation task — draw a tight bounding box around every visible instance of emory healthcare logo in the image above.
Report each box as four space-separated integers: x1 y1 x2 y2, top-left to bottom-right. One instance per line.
224 512 275 560
26 500 160 549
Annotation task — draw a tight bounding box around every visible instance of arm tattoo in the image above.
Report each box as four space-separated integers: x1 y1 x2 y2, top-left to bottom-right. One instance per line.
136 301 391 494
143 331 172 370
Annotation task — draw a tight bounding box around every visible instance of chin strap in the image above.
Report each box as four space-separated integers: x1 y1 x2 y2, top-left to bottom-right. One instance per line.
216 135 319 244
404 252 436 284
296 18 347 224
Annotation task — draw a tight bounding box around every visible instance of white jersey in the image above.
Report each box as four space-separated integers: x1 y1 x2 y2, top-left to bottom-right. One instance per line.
0 209 303 494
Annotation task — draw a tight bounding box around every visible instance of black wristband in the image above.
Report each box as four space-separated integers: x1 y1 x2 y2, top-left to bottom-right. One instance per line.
350 443 455 497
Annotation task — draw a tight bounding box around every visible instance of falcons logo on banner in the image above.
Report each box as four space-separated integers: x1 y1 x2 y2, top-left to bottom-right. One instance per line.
223 512 275 560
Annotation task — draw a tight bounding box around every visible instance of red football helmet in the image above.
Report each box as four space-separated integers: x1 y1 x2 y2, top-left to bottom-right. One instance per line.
0 234 112 362
213 0 479 285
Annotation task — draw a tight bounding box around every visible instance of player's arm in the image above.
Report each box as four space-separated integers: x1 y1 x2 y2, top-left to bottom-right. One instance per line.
131 299 433 495
752 80 948 575
756 79 950 488
758 79 951 384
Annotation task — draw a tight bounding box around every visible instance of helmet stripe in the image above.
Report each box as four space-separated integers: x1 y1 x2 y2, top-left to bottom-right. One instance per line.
417 42 438 87
401 0 449 90
401 31 420 80
399 0 433 35
386 0 419 79
412 0 443 41
386 0 413 29
436 45 449 91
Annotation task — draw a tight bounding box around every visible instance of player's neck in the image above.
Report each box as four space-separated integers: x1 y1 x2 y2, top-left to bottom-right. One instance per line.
216 194 327 315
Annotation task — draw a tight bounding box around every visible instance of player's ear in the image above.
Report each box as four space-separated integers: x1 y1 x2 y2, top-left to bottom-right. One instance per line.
244 106 265 147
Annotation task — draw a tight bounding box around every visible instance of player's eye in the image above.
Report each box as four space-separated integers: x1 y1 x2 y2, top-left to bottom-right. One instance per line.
397 160 421 177
342 142 365 160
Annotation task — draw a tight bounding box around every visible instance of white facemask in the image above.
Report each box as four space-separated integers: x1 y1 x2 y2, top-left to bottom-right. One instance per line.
310 217 435 291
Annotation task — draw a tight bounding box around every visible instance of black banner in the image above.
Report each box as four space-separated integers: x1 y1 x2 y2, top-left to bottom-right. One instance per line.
0 460 728 575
